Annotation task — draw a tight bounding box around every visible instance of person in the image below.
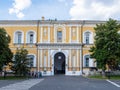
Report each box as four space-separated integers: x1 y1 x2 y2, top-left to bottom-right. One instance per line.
31 71 34 77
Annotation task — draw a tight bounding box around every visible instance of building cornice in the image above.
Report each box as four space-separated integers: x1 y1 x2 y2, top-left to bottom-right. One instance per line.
37 43 83 49
0 20 120 26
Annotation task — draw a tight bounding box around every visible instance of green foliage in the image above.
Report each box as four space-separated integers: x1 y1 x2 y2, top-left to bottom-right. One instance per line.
11 48 30 76
90 19 120 71
0 28 13 71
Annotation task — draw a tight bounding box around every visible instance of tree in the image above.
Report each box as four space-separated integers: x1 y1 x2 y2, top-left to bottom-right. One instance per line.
89 19 120 76
0 28 13 72
11 48 30 76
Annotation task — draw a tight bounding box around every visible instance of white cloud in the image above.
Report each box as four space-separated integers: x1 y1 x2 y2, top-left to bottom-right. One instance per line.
69 0 120 20
9 0 32 19
17 12 24 19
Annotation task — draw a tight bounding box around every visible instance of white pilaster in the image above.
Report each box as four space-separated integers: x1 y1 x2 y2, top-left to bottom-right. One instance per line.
73 55 76 68
44 54 47 70
38 50 40 72
65 56 68 75
48 27 50 42
40 27 43 43
40 49 42 67
80 49 82 73
77 50 78 67
69 27 71 43
54 26 56 43
48 49 50 67
52 56 54 75
64 27 66 43
69 49 71 68
77 26 79 43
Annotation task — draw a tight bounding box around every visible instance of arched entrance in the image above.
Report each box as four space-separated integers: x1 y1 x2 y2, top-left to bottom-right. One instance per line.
54 52 65 74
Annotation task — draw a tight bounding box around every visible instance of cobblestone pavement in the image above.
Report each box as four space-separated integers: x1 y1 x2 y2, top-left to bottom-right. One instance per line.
30 75 120 90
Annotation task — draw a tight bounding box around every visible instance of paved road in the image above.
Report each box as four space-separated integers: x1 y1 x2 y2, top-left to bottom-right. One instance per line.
30 75 120 90
0 75 120 90
0 79 43 90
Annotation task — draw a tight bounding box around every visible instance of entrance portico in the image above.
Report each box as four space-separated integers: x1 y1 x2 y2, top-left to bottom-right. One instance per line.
51 50 68 75
37 43 83 76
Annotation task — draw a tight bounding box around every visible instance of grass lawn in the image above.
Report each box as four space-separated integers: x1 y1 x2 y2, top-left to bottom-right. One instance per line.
0 76 29 80
88 75 120 80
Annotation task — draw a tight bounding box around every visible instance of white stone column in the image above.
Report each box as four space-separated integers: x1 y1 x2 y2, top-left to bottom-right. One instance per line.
52 56 54 75
69 27 71 43
69 49 71 68
48 49 50 67
40 27 43 43
54 26 56 43
77 50 79 67
65 56 68 75
80 48 82 74
40 49 42 67
48 27 50 42
64 28 66 43
73 55 76 68
38 49 40 72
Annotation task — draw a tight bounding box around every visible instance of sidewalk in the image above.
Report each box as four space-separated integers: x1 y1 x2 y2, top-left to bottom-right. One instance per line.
0 79 44 90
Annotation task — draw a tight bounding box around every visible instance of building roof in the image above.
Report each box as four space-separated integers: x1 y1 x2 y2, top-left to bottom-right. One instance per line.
0 20 119 26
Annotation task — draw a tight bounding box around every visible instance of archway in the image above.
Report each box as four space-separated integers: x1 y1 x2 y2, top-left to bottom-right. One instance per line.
54 52 65 74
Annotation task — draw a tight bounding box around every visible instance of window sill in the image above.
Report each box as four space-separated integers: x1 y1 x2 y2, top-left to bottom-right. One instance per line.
13 43 24 45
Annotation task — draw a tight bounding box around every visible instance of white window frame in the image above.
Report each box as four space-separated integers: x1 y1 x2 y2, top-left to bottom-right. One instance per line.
57 31 62 42
27 54 36 67
14 30 24 44
26 30 36 44
83 54 94 67
83 31 93 44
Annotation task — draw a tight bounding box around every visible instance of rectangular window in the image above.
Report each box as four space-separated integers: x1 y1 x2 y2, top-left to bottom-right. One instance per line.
18 33 22 43
27 55 34 67
57 31 62 42
85 32 90 44
86 36 89 44
85 58 89 67
30 34 34 43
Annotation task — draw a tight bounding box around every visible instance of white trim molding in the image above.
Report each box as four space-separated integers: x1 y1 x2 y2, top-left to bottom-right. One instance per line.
27 54 36 67
54 24 66 43
13 30 24 44
26 30 36 43
83 30 94 44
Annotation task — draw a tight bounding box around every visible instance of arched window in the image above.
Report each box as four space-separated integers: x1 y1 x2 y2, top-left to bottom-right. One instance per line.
27 55 36 67
26 31 36 43
83 31 93 44
84 55 90 67
14 31 23 44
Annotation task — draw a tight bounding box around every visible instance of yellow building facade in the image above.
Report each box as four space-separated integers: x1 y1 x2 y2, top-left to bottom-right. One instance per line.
0 19 102 76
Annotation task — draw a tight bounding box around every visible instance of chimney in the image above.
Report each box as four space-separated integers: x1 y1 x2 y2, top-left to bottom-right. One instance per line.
41 16 45 21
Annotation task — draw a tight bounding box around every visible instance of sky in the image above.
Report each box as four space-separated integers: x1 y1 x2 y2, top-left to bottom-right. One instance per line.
0 0 120 20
